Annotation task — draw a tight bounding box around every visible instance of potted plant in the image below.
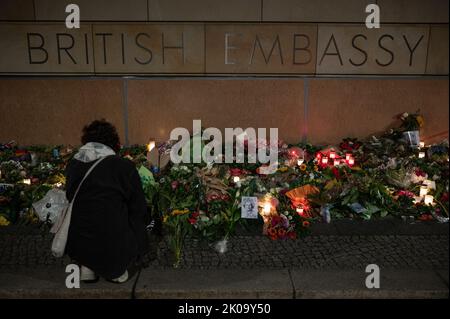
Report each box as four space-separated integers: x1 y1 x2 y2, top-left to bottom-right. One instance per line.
399 111 424 148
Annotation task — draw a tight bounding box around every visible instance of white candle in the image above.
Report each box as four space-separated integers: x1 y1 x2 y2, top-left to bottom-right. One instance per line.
333 159 340 166
419 186 428 197
297 158 304 166
233 176 240 183
419 142 425 148
296 207 304 215
424 195 434 206
329 151 336 159
321 157 329 165
418 152 425 159
22 179 31 185
348 158 355 166
345 153 352 161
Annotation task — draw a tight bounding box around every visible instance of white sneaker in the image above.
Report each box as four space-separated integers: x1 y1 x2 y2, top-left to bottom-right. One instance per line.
111 270 128 283
80 265 97 282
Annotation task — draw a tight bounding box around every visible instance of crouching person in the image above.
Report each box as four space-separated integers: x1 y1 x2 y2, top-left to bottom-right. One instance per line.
65 119 149 283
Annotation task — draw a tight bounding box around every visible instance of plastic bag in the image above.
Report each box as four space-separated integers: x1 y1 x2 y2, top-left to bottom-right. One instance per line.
32 189 68 224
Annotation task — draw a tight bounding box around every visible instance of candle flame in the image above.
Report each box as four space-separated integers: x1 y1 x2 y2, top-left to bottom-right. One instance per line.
147 141 156 152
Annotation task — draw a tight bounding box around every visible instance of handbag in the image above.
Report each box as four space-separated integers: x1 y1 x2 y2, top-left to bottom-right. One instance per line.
32 188 68 224
50 156 110 258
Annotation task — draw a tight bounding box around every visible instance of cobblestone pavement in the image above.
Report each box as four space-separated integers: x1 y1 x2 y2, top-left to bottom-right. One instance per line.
0 225 448 271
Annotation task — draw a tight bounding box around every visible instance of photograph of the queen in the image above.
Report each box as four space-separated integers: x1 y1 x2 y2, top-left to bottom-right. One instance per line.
241 196 258 219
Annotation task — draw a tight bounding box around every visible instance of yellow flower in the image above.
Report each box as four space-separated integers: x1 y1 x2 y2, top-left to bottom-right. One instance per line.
300 164 307 171
0 215 10 226
172 208 190 216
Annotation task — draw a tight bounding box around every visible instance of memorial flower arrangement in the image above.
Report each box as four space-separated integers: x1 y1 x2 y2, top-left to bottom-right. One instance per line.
0 112 449 266
399 111 425 132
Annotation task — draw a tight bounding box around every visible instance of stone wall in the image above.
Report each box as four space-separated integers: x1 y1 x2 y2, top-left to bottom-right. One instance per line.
0 0 448 146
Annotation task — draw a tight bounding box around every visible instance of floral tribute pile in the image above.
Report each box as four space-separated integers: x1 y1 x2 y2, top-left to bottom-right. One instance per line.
0 112 448 266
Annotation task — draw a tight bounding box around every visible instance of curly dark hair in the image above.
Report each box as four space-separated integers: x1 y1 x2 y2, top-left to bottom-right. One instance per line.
81 119 120 152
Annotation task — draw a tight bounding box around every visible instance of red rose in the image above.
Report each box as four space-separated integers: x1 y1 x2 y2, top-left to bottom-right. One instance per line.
332 167 340 179
415 169 426 177
171 181 179 190
230 168 242 177
397 190 415 198
287 232 297 240
191 212 200 218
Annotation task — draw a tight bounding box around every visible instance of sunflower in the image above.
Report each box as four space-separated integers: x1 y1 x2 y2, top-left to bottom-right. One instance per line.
300 164 307 171
172 208 190 216
416 115 425 128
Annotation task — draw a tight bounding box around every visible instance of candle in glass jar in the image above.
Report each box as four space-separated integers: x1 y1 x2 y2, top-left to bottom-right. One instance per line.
419 142 425 148
424 195 434 206
329 151 336 159
297 158 304 166
419 186 428 197
296 207 304 216
233 176 240 183
345 153 352 161
348 158 355 166
321 157 329 165
418 152 425 159
333 159 340 166
22 179 31 185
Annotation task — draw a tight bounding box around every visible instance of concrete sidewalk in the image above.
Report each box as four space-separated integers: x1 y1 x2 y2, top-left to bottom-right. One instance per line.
0 267 448 299
0 219 448 299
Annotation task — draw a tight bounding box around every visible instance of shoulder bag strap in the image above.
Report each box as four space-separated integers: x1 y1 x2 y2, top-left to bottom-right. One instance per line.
70 155 111 204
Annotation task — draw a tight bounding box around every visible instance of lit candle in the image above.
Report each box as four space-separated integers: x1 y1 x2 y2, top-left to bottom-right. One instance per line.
418 152 425 159
147 140 156 152
321 157 329 165
419 142 425 148
297 158 304 166
329 151 336 159
233 176 240 183
424 195 434 206
55 182 63 188
263 202 272 215
22 179 31 185
419 185 428 197
333 159 340 166
345 153 352 161
296 207 304 216
348 158 355 166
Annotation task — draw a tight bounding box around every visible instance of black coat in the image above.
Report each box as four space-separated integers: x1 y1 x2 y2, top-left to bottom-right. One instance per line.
65 155 149 280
